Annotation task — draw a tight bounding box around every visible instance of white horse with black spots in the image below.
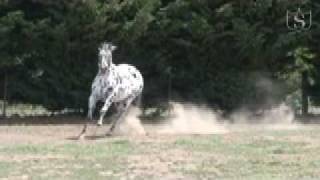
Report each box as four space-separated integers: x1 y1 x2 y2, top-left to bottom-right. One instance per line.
78 42 144 139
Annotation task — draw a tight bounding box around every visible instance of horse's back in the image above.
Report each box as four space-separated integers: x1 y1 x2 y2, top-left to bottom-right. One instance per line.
110 64 143 101
117 64 143 87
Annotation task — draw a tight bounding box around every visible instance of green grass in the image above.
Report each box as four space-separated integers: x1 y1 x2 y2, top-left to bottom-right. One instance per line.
0 140 131 156
172 130 320 179
0 126 320 179
0 140 132 180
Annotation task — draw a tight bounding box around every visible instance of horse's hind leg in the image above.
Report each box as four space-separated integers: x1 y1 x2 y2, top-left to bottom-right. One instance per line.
106 98 134 136
106 104 122 135
78 95 96 140
87 95 96 120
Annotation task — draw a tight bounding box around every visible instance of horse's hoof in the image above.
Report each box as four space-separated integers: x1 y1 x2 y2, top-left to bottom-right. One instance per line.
97 123 102 127
105 132 113 136
78 134 85 140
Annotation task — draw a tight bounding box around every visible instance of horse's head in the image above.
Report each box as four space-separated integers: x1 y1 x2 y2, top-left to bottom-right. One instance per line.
98 42 117 70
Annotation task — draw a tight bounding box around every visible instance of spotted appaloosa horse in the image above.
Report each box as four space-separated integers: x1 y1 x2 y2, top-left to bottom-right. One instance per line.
78 42 144 139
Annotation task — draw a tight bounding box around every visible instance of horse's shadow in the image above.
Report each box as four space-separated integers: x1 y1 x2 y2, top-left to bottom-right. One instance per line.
66 134 112 141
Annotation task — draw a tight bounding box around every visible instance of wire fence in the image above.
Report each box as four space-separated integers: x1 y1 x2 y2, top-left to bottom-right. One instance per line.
0 101 83 118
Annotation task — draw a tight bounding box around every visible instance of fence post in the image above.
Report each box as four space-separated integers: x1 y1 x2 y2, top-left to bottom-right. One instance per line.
2 71 7 118
167 67 172 116
301 71 308 116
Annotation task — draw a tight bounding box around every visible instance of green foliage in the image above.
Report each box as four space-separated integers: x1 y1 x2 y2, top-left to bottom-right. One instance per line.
0 0 320 113
280 47 315 91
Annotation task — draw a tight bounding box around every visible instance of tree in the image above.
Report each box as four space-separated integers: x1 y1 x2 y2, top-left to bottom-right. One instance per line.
1 0 320 118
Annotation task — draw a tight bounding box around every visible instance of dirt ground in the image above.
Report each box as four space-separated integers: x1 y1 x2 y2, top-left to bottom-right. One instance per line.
0 121 320 180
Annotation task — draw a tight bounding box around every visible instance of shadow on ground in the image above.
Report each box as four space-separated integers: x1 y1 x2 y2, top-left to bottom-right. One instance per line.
0 115 118 125
66 134 111 141
0 113 320 126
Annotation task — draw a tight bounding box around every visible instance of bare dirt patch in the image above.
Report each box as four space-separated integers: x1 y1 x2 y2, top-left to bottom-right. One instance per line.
0 125 84 144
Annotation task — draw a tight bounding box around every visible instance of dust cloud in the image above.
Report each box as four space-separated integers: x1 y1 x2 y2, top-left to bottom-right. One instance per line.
229 103 295 124
115 101 297 135
114 75 299 135
227 103 299 131
115 107 146 136
152 103 228 134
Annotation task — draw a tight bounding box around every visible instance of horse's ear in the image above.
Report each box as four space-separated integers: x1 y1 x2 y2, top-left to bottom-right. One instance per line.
111 45 117 51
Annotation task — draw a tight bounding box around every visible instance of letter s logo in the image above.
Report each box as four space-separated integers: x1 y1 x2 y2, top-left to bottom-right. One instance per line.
294 14 306 28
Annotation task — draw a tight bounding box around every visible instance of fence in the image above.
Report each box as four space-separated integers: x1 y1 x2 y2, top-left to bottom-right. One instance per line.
0 101 84 118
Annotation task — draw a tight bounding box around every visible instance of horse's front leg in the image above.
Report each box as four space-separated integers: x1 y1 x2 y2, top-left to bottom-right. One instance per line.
97 91 116 126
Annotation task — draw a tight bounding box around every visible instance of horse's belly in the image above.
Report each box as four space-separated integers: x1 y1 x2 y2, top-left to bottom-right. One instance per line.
113 83 141 102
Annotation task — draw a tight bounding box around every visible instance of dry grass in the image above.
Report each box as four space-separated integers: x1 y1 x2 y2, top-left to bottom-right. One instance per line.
0 123 319 180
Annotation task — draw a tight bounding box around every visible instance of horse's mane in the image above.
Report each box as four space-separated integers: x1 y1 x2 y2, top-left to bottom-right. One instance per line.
99 42 113 52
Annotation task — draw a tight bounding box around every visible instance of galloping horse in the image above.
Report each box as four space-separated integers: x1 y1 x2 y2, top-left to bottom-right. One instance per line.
78 42 144 139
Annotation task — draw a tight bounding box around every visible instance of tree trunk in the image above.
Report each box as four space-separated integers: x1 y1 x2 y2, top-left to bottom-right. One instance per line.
301 71 308 116
167 67 172 116
2 72 7 118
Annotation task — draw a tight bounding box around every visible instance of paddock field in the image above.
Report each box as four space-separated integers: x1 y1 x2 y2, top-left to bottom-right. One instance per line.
0 121 320 180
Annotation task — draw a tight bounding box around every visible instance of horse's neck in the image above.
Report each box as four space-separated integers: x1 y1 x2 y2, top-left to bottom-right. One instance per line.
97 64 115 76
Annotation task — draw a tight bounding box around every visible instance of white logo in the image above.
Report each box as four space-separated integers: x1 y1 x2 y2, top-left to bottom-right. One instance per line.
287 8 312 31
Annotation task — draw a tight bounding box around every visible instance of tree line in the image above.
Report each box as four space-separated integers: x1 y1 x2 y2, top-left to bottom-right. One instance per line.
0 0 319 117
